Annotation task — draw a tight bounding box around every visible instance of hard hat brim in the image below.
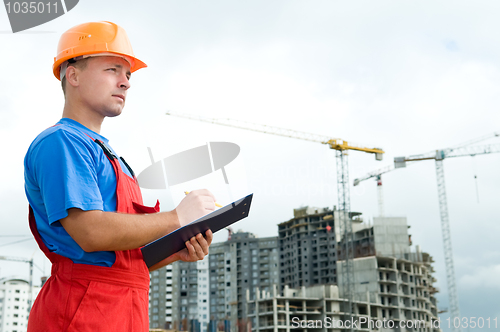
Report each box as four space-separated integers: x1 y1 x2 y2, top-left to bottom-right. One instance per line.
53 51 147 81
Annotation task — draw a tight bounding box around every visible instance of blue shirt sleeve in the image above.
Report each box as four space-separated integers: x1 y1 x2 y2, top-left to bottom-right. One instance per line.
30 128 104 225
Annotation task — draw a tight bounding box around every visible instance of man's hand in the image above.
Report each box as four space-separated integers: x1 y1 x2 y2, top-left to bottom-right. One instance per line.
175 189 216 227
173 229 213 262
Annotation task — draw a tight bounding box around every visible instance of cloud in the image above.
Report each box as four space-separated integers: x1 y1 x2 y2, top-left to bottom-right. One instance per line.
459 264 500 290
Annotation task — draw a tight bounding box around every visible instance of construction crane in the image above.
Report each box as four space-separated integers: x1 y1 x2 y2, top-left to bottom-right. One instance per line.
353 130 500 217
448 130 499 149
353 164 394 217
0 255 34 313
395 143 500 332
166 111 384 328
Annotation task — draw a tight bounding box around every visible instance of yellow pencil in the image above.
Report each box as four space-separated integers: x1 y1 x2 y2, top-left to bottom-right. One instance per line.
184 191 222 208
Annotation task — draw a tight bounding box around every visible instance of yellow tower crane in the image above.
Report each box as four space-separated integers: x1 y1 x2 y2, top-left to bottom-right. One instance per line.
166 111 384 327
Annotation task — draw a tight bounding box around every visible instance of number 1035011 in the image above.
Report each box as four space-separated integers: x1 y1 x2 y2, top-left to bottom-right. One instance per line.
5 2 58 14
446 317 497 329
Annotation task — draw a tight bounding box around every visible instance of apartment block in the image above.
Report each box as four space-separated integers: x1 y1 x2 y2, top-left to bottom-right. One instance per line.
171 260 210 332
279 206 338 289
208 232 279 331
149 265 173 329
0 277 40 332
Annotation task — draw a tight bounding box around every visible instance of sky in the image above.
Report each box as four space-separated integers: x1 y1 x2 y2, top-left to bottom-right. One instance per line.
1 1 499 330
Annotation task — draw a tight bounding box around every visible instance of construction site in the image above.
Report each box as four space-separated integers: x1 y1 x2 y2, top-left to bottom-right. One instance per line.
143 114 500 332
3 110 498 332
2 109 497 332
1 3 499 332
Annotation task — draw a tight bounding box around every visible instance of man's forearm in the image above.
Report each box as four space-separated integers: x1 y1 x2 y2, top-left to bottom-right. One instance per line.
60 189 216 253
60 208 181 252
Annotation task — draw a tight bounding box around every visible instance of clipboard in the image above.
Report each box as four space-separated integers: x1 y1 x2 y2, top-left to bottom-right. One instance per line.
141 193 253 268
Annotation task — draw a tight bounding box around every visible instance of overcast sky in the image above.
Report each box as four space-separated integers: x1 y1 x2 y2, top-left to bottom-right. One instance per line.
1 1 499 330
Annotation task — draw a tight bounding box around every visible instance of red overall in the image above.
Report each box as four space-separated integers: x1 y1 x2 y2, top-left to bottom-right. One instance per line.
28 137 159 332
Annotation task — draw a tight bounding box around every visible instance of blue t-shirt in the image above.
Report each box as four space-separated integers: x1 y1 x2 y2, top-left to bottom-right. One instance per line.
24 118 134 267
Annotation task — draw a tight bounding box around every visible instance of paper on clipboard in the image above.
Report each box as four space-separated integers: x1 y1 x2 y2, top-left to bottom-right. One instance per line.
141 193 253 268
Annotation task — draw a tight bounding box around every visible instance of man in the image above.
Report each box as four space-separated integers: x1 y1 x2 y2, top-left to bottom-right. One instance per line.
24 21 215 331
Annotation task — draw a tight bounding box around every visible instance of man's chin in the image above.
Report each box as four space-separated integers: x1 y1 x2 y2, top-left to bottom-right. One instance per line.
105 108 124 118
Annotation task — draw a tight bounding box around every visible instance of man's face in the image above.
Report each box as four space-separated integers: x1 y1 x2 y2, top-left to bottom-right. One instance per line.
76 56 132 118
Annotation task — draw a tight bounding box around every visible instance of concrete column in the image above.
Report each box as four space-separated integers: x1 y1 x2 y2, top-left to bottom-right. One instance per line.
255 287 260 331
245 289 250 321
303 300 307 332
321 298 327 332
366 293 372 332
285 299 290 332
273 297 278 332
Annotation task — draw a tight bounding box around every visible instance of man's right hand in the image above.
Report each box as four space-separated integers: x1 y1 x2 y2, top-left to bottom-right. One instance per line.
174 189 216 227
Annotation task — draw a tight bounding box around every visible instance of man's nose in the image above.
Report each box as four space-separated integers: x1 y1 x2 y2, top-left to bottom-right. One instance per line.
119 75 131 90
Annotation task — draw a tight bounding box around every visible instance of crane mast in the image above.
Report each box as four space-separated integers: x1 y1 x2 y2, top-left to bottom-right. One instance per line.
395 143 500 332
434 158 459 327
166 111 384 329
335 149 355 318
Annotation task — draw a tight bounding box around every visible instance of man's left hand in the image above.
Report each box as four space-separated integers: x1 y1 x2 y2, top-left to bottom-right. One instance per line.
174 229 213 262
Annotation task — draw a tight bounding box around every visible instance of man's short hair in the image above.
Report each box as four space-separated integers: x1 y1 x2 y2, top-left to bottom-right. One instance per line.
61 57 92 96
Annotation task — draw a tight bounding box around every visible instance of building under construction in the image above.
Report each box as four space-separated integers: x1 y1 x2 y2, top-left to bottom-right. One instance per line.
336 216 440 331
149 207 441 332
246 279 439 332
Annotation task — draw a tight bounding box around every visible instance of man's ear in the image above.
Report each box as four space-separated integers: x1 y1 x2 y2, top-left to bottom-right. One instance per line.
65 65 80 88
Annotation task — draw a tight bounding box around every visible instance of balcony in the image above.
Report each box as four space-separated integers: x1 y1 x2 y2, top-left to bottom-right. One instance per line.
379 279 397 285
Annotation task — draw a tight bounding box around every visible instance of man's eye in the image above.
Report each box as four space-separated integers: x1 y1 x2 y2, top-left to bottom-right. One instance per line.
108 68 116 71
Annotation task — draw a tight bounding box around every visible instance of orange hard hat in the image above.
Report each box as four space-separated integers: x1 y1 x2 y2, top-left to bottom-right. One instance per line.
53 21 146 80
